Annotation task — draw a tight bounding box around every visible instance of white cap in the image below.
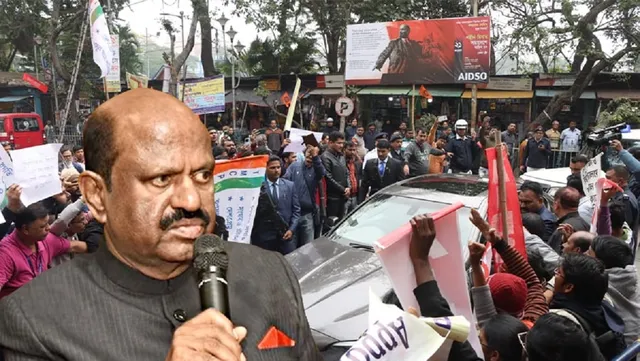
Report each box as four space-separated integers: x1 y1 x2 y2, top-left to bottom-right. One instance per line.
327 117 334 122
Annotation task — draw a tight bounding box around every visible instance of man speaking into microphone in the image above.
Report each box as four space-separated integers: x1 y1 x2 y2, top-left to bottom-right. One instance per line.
0 88 321 361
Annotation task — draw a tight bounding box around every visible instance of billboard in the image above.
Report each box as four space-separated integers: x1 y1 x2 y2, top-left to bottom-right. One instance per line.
345 16 491 85
180 75 225 114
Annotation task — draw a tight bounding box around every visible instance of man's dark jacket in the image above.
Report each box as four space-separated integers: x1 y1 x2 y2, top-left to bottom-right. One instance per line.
360 157 405 199
321 149 350 199
0 241 321 361
522 137 551 169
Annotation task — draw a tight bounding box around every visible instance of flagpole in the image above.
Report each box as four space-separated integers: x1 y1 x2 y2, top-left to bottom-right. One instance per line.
411 84 416 133
494 132 509 241
104 78 110 100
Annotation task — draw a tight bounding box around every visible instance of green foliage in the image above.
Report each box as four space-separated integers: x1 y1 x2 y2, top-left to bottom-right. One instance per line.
353 0 468 23
598 98 640 127
415 113 437 131
254 81 271 98
115 25 142 79
0 0 49 70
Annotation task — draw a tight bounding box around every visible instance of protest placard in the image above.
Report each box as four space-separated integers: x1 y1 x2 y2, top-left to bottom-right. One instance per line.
0 146 15 223
340 290 447 361
283 128 324 154
581 153 604 207
374 202 482 357
10 144 63 206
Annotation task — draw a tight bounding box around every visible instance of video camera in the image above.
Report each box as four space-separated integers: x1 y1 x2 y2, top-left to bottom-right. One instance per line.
586 122 627 147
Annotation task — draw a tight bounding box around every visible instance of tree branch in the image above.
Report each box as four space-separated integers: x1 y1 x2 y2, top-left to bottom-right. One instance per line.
174 6 199 74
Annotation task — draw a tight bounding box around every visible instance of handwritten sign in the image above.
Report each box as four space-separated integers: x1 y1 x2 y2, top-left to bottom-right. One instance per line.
340 290 446 361
581 153 604 207
10 144 63 206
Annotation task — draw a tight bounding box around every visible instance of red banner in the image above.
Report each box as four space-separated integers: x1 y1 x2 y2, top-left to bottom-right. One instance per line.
345 16 491 85
486 146 526 265
22 73 48 94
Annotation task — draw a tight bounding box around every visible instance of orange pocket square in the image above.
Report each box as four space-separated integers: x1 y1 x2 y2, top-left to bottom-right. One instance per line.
258 326 296 350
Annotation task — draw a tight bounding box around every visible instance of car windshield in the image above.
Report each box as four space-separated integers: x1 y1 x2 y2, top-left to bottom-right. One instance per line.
329 193 475 248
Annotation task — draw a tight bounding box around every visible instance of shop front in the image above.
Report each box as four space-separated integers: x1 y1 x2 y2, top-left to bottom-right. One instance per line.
355 86 463 128
461 89 534 133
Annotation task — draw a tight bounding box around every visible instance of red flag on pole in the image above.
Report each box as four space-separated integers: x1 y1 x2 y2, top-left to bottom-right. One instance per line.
419 85 431 99
486 146 526 269
280 92 291 107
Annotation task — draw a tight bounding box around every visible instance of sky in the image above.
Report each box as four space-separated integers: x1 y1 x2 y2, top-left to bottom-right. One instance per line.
118 0 260 61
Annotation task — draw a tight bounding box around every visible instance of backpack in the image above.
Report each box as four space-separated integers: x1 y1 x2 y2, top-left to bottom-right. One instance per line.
550 308 626 360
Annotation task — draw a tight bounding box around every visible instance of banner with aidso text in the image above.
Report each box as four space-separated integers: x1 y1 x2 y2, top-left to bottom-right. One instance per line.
345 17 491 85
214 155 267 243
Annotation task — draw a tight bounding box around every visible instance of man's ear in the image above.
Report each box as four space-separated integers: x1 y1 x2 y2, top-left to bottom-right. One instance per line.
564 283 574 294
79 171 108 224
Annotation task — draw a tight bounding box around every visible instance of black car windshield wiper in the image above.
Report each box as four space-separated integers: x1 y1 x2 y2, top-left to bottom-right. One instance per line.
348 242 374 252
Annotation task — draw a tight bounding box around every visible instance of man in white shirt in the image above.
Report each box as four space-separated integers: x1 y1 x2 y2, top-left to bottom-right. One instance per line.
559 120 581 167
362 133 389 168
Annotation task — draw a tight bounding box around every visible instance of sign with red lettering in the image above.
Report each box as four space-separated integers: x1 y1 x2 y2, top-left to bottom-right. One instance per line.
22 73 48 94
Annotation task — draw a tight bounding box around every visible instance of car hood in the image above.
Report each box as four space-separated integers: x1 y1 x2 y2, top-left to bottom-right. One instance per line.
286 237 391 343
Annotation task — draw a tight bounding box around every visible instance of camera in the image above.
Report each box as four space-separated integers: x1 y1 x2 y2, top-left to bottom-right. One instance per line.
586 122 627 147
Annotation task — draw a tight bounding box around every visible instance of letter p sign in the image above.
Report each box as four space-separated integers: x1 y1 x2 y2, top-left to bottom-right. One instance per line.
335 96 354 117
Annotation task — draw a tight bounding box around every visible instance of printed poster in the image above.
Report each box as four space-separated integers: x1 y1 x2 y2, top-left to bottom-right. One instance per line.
346 17 491 85
214 155 267 243
180 75 225 114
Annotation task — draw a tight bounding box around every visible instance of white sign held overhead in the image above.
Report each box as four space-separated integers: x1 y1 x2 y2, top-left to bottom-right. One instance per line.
335 96 355 117
10 144 63 206
282 128 324 154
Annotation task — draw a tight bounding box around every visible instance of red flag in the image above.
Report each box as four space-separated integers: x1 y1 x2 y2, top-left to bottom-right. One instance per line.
486 146 526 268
280 92 291 107
419 85 431 99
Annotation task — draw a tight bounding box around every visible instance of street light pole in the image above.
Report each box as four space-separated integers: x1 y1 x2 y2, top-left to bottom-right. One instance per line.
227 26 237 130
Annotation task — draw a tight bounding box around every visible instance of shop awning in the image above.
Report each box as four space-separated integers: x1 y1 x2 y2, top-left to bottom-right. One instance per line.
225 89 280 107
407 87 463 97
461 90 533 99
356 87 411 95
535 89 596 99
305 88 343 97
0 95 29 102
597 90 640 100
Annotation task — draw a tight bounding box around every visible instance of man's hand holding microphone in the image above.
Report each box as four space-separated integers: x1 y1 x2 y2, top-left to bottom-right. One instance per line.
167 234 246 361
165 308 247 361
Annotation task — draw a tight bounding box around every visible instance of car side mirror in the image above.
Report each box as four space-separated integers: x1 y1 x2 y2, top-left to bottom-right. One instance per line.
325 216 339 228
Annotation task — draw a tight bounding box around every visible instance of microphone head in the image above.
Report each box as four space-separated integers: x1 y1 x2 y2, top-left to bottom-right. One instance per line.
193 234 228 272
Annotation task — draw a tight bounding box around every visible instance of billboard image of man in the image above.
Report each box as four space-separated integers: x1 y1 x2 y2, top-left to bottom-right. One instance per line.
373 24 422 74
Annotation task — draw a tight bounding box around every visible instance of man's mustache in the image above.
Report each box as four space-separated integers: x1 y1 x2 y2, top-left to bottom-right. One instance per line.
160 208 211 230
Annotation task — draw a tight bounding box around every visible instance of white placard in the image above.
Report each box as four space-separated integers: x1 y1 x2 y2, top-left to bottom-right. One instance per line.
581 153 604 207
340 290 447 361
283 128 324 154
11 144 63 206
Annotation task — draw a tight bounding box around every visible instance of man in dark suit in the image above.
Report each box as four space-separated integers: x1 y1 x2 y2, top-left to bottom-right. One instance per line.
0 88 321 361
251 155 300 255
360 139 406 199
321 131 350 223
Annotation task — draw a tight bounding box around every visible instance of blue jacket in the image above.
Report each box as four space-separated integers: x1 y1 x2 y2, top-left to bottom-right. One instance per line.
283 155 325 214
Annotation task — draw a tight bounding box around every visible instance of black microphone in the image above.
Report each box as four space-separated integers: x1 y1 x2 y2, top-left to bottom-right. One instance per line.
193 234 230 317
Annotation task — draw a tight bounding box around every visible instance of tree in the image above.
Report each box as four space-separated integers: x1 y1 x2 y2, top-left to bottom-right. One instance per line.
0 0 49 71
116 25 142 79
194 0 216 77
160 3 199 97
491 0 640 124
229 0 320 73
